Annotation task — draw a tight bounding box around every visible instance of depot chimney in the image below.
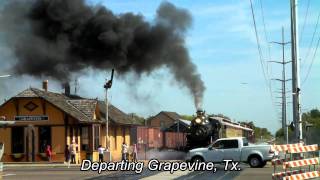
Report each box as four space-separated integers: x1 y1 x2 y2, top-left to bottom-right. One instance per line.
42 80 48 92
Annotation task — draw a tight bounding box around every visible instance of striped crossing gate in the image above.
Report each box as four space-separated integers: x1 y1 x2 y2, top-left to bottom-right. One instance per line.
271 143 320 180
284 171 320 180
272 143 304 153
272 143 304 179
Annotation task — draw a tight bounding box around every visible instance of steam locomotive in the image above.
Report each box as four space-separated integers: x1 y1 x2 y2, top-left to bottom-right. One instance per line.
186 110 254 149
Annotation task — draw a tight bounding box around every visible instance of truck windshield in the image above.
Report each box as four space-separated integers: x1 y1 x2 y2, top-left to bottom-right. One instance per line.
243 138 249 146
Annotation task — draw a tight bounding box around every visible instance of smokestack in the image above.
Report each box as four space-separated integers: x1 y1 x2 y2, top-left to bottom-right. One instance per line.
64 83 70 96
42 80 48 92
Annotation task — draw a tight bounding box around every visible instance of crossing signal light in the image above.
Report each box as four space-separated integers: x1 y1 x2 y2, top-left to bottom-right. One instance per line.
289 121 295 131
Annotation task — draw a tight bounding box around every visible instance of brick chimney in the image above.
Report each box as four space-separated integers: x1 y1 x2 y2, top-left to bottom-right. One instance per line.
42 80 48 92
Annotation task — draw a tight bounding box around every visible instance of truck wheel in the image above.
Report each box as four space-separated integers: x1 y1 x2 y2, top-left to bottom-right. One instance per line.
248 156 262 168
192 156 204 163
260 161 267 168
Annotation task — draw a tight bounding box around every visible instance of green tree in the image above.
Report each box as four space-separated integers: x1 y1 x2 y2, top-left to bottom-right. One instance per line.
275 127 294 142
275 108 320 143
302 108 320 144
128 113 146 125
239 121 273 142
254 127 273 141
180 115 194 121
302 109 320 128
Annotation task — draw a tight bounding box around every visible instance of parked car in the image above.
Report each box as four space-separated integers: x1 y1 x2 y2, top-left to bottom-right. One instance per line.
185 137 274 168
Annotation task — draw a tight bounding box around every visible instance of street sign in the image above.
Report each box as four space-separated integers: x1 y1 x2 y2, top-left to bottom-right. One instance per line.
14 115 48 121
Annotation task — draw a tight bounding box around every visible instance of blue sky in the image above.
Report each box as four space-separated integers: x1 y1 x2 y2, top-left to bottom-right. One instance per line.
1 0 319 134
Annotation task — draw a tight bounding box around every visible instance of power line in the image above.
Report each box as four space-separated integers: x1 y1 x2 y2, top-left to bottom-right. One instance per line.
258 0 272 76
302 12 320 68
302 30 320 85
249 0 268 85
249 0 276 111
300 0 310 43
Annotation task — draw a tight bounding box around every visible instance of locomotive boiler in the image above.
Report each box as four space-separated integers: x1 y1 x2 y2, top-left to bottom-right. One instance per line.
186 110 221 149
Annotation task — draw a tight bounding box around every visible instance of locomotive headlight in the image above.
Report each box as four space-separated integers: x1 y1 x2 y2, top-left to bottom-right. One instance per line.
195 118 202 124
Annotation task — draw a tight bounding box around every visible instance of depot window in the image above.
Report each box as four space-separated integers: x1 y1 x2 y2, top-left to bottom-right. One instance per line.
114 127 117 150
11 127 24 153
160 121 164 129
93 125 100 150
122 127 126 143
81 127 89 151
38 126 51 153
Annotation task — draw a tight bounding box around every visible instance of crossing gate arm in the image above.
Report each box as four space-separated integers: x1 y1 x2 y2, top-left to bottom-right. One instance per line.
283 157 319 169
272 157 303 165
282 171 320 180
272 143 304 152
286 144 318 154
272 170 305 180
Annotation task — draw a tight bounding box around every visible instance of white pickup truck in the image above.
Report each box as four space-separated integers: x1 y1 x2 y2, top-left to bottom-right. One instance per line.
185 137 274 168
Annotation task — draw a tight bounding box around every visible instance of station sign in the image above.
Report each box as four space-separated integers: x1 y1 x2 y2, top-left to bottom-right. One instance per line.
14 115 49 121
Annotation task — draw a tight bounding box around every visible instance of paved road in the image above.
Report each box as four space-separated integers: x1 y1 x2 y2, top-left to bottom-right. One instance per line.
2 166 106 180
139 164 272 180
2 163 274 180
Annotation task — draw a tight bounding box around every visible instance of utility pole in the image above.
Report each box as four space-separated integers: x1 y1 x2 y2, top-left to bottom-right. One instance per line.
269 27 291 143
74 78 79 95
290 0 303 142
104 69 114 161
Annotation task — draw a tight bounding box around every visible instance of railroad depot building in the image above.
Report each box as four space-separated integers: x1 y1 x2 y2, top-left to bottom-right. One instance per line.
147 111 182 130
0 81 140 163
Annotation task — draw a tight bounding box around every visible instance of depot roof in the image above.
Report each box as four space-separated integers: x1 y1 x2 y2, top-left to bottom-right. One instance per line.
2 87 140 125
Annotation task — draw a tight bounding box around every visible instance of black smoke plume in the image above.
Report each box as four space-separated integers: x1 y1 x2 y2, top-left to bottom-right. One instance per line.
0 0 205 108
